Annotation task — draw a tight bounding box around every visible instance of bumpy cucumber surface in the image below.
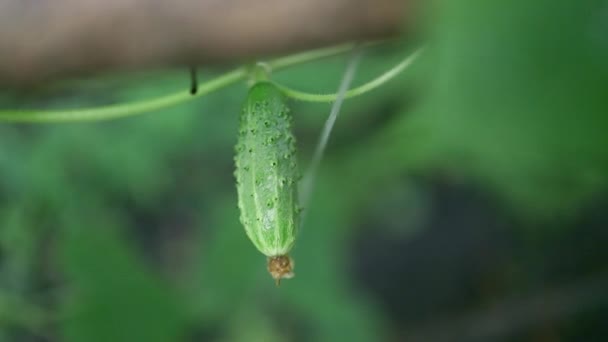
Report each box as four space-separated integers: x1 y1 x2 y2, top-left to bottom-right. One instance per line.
234 82 298 281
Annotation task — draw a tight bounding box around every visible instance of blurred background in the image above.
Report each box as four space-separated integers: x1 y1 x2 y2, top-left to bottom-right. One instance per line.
1 1 608 341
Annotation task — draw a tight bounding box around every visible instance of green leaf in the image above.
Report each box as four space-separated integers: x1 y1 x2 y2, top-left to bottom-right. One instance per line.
59 214 187 342
400 0 608 217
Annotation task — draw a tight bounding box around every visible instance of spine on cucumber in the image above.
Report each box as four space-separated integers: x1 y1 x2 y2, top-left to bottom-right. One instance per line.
234 81 298 283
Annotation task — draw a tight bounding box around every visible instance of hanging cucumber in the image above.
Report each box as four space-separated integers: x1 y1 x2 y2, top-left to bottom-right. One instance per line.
234 81 299 284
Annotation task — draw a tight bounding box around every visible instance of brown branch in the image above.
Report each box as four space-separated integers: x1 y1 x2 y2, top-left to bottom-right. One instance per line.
0 0 407 86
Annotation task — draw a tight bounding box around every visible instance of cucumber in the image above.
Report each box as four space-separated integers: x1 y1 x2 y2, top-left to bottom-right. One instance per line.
234 81 299 283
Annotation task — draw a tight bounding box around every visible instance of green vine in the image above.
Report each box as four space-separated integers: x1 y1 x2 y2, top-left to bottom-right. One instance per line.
0 69 246 123
274 48 422 102
0 43 421 123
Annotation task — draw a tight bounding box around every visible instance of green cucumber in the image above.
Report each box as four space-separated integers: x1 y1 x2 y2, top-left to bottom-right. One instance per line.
234 81 299 283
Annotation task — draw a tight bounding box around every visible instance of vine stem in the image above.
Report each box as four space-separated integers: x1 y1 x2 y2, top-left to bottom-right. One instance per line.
267 43 357 70
0 43 358 123
0 69 246 123
274 48 423 102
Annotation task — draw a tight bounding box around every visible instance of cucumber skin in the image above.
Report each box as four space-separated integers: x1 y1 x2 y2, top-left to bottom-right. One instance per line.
234 82 299 257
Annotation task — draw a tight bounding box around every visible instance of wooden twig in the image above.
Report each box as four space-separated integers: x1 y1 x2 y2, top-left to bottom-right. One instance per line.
0 0 407 86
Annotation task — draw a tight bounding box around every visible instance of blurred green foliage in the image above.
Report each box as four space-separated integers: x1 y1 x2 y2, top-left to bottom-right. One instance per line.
1 0 607 341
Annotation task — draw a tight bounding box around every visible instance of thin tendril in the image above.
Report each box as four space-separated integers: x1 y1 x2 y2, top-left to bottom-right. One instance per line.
299 46 363 215
274 48 423 103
